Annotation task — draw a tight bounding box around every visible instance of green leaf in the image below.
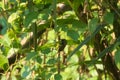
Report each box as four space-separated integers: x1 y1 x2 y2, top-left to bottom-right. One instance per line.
89 18 99 33
20 0 26 2
0 54 8 70
50 68 57 73
47 30 56 40
33 0 42 5
11 75 17 80
0 34 11 47
47 58 57 64
67 30 79 41
0 2 2 7
46 73 52 80
35 56 42 64
21 66 30 78
54 74 62 80
24 12 39 27
115 50 120 69
0 16 8 34
38 11 50 20
103 12 114 24
38 42 54 55
41 48 51 54
57 19 87 28
1 75 7 80
72 19 87 29
9 0 16 3
26 52 37 60
72 0 84 12
63 11 76 19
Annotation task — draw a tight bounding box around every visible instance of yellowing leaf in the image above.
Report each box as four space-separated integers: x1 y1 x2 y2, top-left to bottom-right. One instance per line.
0 34 11 47
8 13 19 23
0 54 8 70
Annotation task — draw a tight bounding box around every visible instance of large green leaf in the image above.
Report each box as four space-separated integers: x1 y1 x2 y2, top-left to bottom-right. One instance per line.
24 12 39 27
57 19 87 29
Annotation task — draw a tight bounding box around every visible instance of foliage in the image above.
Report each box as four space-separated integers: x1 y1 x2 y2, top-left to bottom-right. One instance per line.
0 0 120 80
